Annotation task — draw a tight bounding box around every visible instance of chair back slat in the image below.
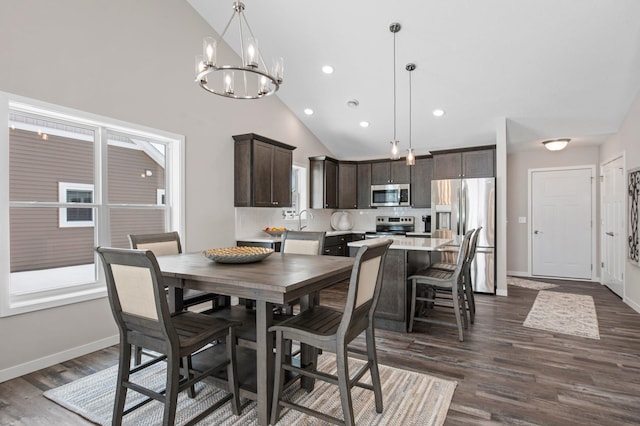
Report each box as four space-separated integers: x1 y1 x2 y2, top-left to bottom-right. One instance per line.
111 264 159 320
280 230 325 255
339 239 392 336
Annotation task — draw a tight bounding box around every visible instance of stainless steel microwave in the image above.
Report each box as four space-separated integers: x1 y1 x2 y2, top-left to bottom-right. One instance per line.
371 184 410 207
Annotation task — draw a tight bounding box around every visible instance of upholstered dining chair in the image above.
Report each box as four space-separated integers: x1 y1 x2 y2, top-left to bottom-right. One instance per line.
128 231 223 312
269 239 393 426
96 247 242 426
429 227 482 324
407 229 474 341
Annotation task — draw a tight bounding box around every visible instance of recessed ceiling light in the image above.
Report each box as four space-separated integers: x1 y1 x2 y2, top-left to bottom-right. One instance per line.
304 108 314 115
346 99 359 109
433 109 445 117
359 121 370 128
322 65 334 74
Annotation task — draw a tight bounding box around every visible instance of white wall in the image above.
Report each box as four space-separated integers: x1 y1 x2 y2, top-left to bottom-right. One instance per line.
0 0 332 380
506 146 601 276
600 89 640 312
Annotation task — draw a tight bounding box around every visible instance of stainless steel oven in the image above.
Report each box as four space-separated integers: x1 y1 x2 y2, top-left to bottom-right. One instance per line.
371 184 410 207
365 216 415 238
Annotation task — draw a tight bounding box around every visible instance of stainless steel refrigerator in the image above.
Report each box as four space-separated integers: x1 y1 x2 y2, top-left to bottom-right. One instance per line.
431 177 496 294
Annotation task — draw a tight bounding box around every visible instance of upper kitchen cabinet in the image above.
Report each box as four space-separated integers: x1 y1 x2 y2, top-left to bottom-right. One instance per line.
410 156 433 208
309 156 338 209
432 146 495 179
371 160 411 185
357 162 372 209
233 133 295 207
338 162 358 209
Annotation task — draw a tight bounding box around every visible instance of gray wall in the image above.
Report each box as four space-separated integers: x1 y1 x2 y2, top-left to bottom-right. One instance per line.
0 0 332 379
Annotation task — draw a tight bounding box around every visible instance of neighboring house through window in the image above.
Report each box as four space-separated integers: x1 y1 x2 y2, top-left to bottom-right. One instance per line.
0 92 184 316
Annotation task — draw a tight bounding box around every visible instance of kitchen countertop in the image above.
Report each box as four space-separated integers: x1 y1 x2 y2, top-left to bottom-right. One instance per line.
348 236 452 251
236 229 369 243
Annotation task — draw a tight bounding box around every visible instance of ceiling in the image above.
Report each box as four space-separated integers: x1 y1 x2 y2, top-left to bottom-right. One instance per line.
188 0 640 159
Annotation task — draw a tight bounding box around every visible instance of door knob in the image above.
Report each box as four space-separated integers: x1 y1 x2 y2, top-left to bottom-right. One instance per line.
534 230 542 234
606 231 614 236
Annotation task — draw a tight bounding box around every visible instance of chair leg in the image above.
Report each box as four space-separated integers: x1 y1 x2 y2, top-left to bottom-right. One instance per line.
465 272 475 323
336 345 355 426
181 356 195 398
452 288 464 342
226 328 241 415
113 342 131 426
163 353 180 426
366 326 383 413
408 279 417 332
271 331 286 425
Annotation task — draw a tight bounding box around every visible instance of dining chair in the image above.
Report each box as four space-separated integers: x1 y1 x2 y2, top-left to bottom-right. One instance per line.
96 247 242 426
269 239 393 426
407 229 474 341
429 227 482 323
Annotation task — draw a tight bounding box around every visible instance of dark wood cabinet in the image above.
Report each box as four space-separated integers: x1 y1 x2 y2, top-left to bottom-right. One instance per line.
371 160 411 184
338 162 358 209
233 133 295 207
236 240 282 252
309 156 338 209
323 234 347 256
357 162 372 209
410 157 433 208
432 146 495 179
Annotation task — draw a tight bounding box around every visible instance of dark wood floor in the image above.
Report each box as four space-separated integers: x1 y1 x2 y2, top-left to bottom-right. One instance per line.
1 278 640 425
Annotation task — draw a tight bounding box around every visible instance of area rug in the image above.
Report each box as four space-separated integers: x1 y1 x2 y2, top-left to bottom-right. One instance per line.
523 290 600 340
44 354 456 425
507 276 559 290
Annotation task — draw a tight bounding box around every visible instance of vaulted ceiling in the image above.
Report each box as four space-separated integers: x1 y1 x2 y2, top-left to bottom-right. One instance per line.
188 0 640 159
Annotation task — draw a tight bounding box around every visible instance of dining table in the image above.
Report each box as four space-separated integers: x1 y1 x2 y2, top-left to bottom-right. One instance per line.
156 251 355 426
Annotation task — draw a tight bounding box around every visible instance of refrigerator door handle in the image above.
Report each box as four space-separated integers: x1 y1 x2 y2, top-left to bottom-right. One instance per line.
460 183 466 235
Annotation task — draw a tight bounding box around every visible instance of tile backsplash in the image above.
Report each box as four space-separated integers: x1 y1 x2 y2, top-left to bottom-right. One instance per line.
235 207 431 239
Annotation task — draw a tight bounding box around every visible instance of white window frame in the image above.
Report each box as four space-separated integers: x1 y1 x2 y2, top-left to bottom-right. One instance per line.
0 92 185 317
58 182 95 228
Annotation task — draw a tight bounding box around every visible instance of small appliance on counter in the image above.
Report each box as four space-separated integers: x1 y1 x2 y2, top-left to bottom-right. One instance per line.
365 216 415 238
421 215 431 233
330 211 354 231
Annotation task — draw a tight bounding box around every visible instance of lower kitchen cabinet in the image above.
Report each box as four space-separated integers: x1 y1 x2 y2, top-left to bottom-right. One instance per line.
323 234 347 256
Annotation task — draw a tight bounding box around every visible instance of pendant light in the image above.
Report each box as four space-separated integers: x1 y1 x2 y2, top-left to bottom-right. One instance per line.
195 2 283 99
406 63 416 166
389 23 401 160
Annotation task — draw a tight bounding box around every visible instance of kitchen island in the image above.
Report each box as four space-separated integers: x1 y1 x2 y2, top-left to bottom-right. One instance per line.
348 236 452 332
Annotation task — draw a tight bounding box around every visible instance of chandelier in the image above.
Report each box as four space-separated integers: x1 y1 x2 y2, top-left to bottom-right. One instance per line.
389 23 401 160
195 2 283 99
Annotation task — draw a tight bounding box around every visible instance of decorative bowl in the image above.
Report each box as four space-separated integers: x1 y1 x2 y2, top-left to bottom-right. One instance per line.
263 229 286 237
203 246 274 264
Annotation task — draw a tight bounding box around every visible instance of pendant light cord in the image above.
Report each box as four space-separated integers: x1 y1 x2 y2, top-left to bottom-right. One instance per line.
393 30 397 141
408 65 412 149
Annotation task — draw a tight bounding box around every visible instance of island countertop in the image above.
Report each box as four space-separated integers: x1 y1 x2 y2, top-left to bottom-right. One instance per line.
347 236 452 251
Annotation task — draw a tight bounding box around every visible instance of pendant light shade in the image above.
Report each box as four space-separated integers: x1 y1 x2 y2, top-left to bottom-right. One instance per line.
406 63 416 166
389 23 401 160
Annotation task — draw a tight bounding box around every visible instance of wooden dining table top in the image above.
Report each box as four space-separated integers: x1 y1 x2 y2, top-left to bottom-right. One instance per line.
156 251 355 304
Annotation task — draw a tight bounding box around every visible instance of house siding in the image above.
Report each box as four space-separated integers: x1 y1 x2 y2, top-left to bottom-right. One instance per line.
9 129 164 272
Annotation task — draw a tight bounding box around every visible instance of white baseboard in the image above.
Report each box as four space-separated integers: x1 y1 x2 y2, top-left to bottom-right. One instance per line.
496 288 508 297
507 270 529 277
624 296 640 314
506 270 600 283
0 334 119 384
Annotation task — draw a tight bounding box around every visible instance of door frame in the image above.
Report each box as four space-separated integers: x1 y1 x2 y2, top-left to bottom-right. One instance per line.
527 165 597 280
600 152 626 296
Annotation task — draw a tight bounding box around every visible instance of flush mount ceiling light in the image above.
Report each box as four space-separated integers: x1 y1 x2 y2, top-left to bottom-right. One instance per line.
405 63 416 166
389 23 401 160
322 65 335 74
542 138 570 151
195 2 282 99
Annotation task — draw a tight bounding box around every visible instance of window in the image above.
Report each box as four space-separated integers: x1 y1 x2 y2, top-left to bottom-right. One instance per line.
59 182 95 227
0 93 184 316
283 164 308 219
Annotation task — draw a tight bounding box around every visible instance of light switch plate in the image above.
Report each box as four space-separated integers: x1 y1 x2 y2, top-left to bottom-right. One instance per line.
518 216 527 224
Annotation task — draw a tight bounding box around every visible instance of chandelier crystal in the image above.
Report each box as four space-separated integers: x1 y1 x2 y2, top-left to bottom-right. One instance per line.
389 23 401 160
195 2 282 99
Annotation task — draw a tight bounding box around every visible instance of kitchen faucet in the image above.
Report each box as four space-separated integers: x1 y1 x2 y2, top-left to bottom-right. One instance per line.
297 209 313 231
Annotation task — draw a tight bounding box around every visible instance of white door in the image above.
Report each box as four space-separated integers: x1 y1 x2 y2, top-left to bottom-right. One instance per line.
601 156 625 296
531 168 593 279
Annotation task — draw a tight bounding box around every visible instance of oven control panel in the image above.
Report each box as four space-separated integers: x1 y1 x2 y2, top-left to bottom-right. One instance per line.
376 216 414 225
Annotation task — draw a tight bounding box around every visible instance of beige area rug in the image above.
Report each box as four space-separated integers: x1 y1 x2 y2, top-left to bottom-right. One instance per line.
523 290 600 340
44 354 456 425
507 276 559 290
